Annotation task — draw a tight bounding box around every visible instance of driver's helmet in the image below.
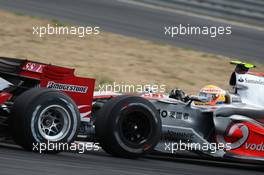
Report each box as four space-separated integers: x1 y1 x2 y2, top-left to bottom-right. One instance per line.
195 85 226 105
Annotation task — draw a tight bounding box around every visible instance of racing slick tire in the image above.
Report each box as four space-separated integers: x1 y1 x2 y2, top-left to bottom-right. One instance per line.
9 88 80 152
95 95 161 158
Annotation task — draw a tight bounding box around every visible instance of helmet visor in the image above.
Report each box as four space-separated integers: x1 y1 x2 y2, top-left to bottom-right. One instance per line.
199 92 217 102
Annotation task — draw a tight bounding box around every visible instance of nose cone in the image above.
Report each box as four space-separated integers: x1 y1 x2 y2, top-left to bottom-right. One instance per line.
229 127 244 139
227 124 245 141
0 92 12 104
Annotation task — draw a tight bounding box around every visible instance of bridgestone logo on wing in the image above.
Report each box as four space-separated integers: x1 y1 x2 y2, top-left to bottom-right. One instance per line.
47 81 88 93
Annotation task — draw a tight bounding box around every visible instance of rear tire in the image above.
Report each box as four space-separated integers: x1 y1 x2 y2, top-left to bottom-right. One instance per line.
9 88 80 152
95 95 161 158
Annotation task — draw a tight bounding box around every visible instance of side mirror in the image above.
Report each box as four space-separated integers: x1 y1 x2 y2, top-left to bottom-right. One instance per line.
190 95 208 102
230 60 256 73
187 95 207 106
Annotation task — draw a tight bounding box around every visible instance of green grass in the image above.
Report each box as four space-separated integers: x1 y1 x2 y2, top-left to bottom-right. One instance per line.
51 19 66 27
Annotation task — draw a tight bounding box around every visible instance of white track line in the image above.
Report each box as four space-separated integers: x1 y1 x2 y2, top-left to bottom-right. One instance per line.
117 0 264 31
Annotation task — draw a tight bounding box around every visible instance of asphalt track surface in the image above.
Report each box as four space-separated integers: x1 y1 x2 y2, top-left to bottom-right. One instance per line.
0 0 263 63
0 144 263 175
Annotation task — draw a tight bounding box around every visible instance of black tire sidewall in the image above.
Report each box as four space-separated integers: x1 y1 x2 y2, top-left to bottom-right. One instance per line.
10 89 80 151
112 103 159 152
96 96 161 157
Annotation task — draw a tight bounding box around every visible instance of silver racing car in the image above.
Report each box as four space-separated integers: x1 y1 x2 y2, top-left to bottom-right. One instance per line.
91 61 264 162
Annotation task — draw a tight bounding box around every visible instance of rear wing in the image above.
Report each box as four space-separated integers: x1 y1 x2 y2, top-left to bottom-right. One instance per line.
0 57 26 74
0 57 96 120
0 57 40 87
